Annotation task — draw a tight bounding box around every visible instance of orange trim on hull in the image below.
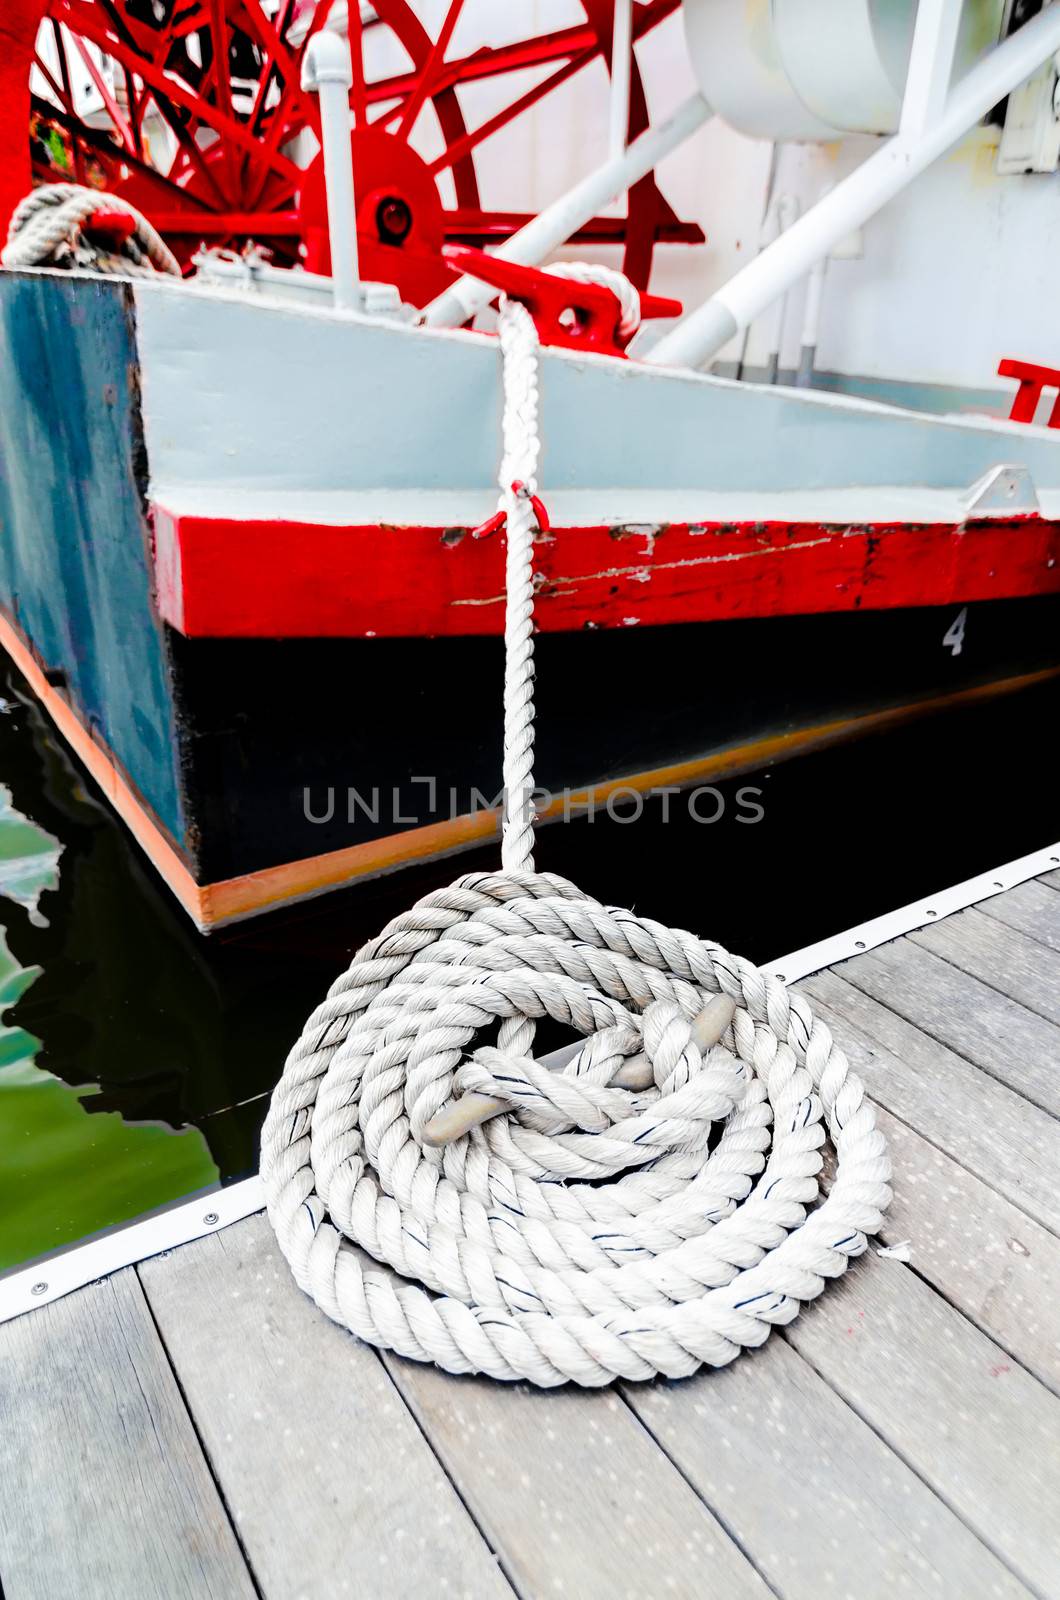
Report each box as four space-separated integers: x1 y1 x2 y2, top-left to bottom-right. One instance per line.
0 609 205 925
2 601 1057 930
200 665 1060 926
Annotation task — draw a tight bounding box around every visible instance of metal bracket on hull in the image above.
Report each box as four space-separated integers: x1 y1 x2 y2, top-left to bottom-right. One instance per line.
964 464 1040 516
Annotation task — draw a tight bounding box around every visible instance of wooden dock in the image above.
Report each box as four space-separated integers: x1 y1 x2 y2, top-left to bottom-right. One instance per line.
2 877 1058 1600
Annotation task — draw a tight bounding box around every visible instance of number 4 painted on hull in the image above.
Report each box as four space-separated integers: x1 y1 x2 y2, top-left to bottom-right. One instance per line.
943 606 968 656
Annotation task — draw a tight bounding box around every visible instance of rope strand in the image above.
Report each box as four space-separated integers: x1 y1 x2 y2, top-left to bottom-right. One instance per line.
496 299 541 874
261 273 892 1386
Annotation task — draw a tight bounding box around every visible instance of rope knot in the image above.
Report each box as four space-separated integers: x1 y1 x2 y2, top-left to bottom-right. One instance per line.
472 481 550 541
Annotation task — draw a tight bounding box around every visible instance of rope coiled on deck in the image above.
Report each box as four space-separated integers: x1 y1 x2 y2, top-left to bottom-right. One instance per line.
261 281 892 1386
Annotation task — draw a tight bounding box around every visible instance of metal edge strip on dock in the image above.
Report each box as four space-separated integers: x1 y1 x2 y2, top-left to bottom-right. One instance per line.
1 838 1056 1325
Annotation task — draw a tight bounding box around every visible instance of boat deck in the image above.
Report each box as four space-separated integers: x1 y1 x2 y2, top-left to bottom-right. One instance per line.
2 876 1059 1600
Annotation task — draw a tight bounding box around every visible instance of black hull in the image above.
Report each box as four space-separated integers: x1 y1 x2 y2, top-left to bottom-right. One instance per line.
171 593 1060 886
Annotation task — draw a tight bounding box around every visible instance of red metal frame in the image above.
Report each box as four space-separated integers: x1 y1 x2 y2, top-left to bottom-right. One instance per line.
999 358 1060 428
442 244 683 356
151 505 1060 640
18 0 704 300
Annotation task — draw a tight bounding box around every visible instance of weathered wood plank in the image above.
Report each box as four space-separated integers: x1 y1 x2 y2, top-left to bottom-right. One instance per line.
977 879 1060 955
0 1270 256 1600
828 939 1060 1116
626 1335 1031 1600
785 1258 1060 1599
910 906 1060 1025
802 971 1060 1235
874 1104 1060 1393
1039 869 1060 892
385 1357 772 1600
138 1213 512 1600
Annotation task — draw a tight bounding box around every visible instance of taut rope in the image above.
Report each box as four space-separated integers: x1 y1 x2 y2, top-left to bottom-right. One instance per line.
2 184 181 277
261 279 892 1386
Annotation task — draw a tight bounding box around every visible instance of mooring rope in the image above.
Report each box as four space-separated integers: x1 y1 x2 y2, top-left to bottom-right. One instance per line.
2 183 181 277
261 279 892 1386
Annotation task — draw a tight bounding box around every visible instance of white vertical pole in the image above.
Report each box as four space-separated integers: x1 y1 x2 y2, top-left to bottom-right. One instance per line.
301 29 361 312
762 194 798 382
609 0 634 161
900 0 965 138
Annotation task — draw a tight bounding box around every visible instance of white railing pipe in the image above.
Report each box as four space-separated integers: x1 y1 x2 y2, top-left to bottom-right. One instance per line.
900 0 965 138
647 5 1060 369
423 92 712 329
301 29 361 312
608 0 634 160
761 194 798 383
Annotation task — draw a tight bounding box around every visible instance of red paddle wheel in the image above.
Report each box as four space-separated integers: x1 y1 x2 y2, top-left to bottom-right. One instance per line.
17 0 703 305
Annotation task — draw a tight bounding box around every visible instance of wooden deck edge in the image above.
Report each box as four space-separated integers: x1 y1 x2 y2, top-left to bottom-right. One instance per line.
2 841 1058 1322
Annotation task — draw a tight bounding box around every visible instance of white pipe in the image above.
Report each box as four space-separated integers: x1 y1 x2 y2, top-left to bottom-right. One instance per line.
795 181 833 387
900 0 965 139
762 194 798 383
423 92 712 329
301 29 361 312
608 0 634 161
795 254 827 388
647 5 1060 370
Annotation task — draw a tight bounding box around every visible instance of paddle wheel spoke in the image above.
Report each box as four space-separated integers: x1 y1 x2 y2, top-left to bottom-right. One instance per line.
51 0 301 182
205 0 239 192
394 0 464 140
31 92 215 212
124 67 146 159
427 44 599 178
33 50 70 113
28 0 700 292
367 0 679 110
69 29 137 152
444 207 704 246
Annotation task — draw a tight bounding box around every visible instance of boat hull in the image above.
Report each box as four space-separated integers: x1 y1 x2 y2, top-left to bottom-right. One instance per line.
2 267 1059 925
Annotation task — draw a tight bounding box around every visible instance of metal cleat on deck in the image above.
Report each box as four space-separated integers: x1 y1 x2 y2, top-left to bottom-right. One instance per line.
80 208 138 250
441 242 682 358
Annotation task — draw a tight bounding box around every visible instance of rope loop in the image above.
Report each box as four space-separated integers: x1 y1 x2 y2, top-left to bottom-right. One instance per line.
2 183 181 277
262 268 892 1386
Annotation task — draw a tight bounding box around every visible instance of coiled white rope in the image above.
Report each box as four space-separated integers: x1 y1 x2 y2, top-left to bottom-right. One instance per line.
2 183 181 277
261 277 892 1387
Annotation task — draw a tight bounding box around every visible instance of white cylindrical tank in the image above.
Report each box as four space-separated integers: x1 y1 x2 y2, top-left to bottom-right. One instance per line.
682 0 1003 139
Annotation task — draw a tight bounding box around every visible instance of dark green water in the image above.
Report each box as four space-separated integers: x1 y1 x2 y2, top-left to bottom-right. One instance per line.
2 651 1058 1274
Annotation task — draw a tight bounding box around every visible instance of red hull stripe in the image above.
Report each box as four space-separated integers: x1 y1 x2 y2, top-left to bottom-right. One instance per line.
151 506 1060 639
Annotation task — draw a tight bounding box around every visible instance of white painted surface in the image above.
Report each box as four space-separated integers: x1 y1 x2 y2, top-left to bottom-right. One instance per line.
150 480 1060 527
650 3 1060 368
356 3 1060 383
132 276 1060 502
771 127 1060 394
28 2 1060 383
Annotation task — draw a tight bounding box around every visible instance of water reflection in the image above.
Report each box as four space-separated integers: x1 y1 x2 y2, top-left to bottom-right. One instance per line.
2 651 1058 1274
